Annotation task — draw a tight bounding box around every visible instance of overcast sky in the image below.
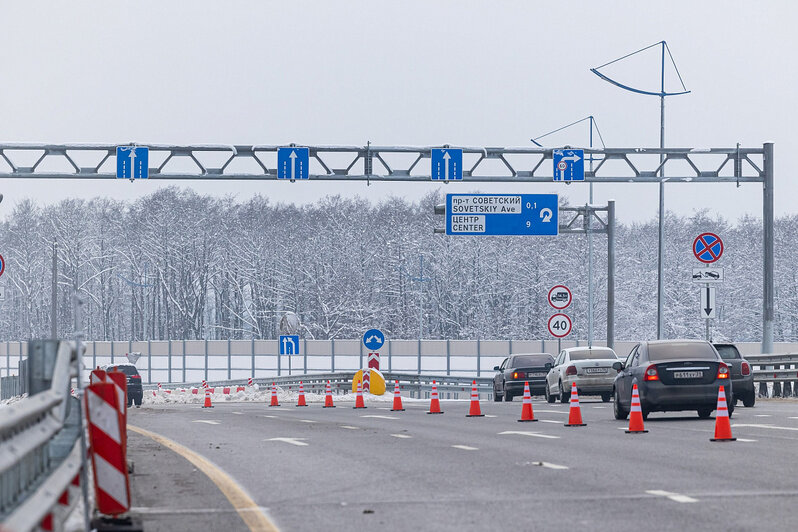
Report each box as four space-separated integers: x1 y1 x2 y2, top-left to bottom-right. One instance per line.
0 1 795 224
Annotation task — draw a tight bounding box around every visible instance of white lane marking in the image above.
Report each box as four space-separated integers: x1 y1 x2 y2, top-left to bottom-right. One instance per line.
452 445 478 451
265 437 308 447
232 412 244 415
298 420 316 423
261 415 278 419
360 415 399 420
732 423 798 432
378 407 391 410
593 406 607 409
484 415 498 418
192 420 220 425
540 420 561 424
535 461 569 470
498 431 560 439
646 490 698 503
390 434 412 439
789 417 798 420
737 438 758 442
755 414 772 417
340 425 359 430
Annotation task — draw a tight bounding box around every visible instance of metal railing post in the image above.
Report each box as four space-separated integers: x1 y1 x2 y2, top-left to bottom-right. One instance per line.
303 338 307 374
477 339 481 377
331 339 335 373
204 339 208 383
607 200 616 349
227 338 232 380
168 340 172 384
182 339 186 383
417 338 422 375
251 338 255 379
763 142 775 355
446 339 450 376
147 339 152 384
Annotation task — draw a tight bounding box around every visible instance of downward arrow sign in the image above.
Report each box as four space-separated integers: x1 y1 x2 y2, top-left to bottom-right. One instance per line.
704 286 713 316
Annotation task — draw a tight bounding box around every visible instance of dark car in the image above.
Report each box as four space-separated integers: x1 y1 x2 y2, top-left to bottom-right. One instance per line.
713 343 755 407
613 340 733 420
493 353 554 402
105 363 143 407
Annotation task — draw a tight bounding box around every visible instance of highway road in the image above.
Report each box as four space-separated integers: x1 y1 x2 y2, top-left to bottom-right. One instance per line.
126 397 798 532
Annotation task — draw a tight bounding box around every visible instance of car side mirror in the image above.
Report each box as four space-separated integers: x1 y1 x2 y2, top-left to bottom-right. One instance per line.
612 361 623 372
493 366 500 371
545 363 552 370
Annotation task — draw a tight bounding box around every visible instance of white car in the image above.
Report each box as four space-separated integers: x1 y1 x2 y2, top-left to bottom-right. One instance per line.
545 347 619 403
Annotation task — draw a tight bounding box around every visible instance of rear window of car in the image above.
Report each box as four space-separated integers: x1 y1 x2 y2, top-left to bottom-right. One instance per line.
714 345 741 360
109 365 140 376
568 349 617 361
511 355 553 367
648 342 718 361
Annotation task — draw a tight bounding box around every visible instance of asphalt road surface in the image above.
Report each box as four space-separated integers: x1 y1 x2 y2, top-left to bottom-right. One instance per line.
126 397 798 532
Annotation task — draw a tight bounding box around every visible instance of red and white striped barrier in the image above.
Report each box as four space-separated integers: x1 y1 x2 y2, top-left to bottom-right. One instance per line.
85 381 131 516
247 377 253 387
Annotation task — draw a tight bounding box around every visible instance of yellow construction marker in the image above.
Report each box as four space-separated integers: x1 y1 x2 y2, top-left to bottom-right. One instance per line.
128 425 279 532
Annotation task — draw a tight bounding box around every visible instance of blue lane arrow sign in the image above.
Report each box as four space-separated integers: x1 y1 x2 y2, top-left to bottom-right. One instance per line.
278 148 310 180
116 146 149 179
431 148 463 181
279 335 300 355
553 149 584 182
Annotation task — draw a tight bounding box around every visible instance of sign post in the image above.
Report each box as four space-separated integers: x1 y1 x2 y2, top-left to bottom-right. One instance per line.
693 233 723 342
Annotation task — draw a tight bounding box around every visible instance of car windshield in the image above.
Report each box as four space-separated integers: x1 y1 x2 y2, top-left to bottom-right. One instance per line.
511 355 552 367
568 349 617 361
110 365 139 376
714 345 741 360
648 342 718 361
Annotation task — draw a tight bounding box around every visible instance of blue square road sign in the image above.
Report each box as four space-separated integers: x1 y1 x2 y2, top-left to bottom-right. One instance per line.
553 149 584 182
431 148 463 181
116 146 149 179
278 147 310 180
279 335 300 355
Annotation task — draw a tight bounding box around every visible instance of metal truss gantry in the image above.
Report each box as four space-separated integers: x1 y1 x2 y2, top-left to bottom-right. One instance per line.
0 142 775 353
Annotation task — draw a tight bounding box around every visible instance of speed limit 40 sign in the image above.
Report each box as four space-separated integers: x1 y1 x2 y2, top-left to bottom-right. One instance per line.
548 313 572 338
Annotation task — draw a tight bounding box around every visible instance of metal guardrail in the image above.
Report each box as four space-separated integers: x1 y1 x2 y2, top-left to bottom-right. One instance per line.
0 341 84 531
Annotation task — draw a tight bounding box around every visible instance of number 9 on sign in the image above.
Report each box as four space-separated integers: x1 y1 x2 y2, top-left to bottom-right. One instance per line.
547 313 572 338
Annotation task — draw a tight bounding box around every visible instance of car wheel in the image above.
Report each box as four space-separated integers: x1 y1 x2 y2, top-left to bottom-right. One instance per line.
545 384 556 404
601 392 611 403
732 396 738 406
743 391 756 408
697 407 713 419
728 401 734 418
134 395 143 407
493 387 502 402
613 388 628 420
505 390 513 402
642 408 649 420
559 382 569 404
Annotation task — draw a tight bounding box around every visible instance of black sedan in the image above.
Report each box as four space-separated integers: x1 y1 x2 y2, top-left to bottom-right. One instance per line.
613 340 733 420
493 353 554 402
714 343 756 407
104 363 144 407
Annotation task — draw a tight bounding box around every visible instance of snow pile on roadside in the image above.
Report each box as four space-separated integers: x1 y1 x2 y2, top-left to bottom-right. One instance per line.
0 393 27 407
143 386 424 405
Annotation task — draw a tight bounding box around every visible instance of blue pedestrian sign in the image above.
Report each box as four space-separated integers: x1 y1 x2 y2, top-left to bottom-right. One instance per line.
279 335 300 355
278 147 309 180
116 146 149 179
445 194 558 236
363 329 385 351
431 148 463 181
553 149 584 182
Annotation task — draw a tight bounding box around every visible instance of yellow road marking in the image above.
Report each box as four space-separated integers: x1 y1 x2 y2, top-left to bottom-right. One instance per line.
128 424 279 532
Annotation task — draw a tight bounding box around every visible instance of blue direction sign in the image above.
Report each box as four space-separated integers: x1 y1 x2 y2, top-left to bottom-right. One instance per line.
445 194 558 236
553 149 584 182
278 147 309 180
431 148 463 181
116 146 149 179
363 329 385 351
279 335 300 355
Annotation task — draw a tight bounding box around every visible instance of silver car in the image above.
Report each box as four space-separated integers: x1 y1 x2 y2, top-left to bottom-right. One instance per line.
545 347 619 403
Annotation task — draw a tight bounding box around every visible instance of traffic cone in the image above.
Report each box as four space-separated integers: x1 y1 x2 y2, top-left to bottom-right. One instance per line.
710 385 736 442
269 382 280 407
565 383 586 426
427 380 443 414
202 386 213 408
518 381 537 422
323 380 336 408
391 380 405 412
296 381 307 407
466 380 484 417
626 384 648 434
354 380 367 409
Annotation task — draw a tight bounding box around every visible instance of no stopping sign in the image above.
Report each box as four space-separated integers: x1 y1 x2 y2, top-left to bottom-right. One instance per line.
548 313 572 338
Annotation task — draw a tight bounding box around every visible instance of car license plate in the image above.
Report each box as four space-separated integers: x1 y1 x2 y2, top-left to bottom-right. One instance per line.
674 371 702 379
584 368 607 374
530 372 547 377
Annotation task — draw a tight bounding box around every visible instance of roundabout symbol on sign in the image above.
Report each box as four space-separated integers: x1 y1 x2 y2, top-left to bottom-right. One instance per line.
693 233 724 264
548 285 572 310
548 313 572 338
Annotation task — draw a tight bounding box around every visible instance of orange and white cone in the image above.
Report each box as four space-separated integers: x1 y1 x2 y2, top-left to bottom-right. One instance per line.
323 380 335 408
296 381 307 407
202 386 213 408
565 383 586 426
269 382 280 407
710 385 736 442
466 380 484 417
427 380 443 414
391 380 405 412
626 383 648 433
518 381 537 422
354 380 367 409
